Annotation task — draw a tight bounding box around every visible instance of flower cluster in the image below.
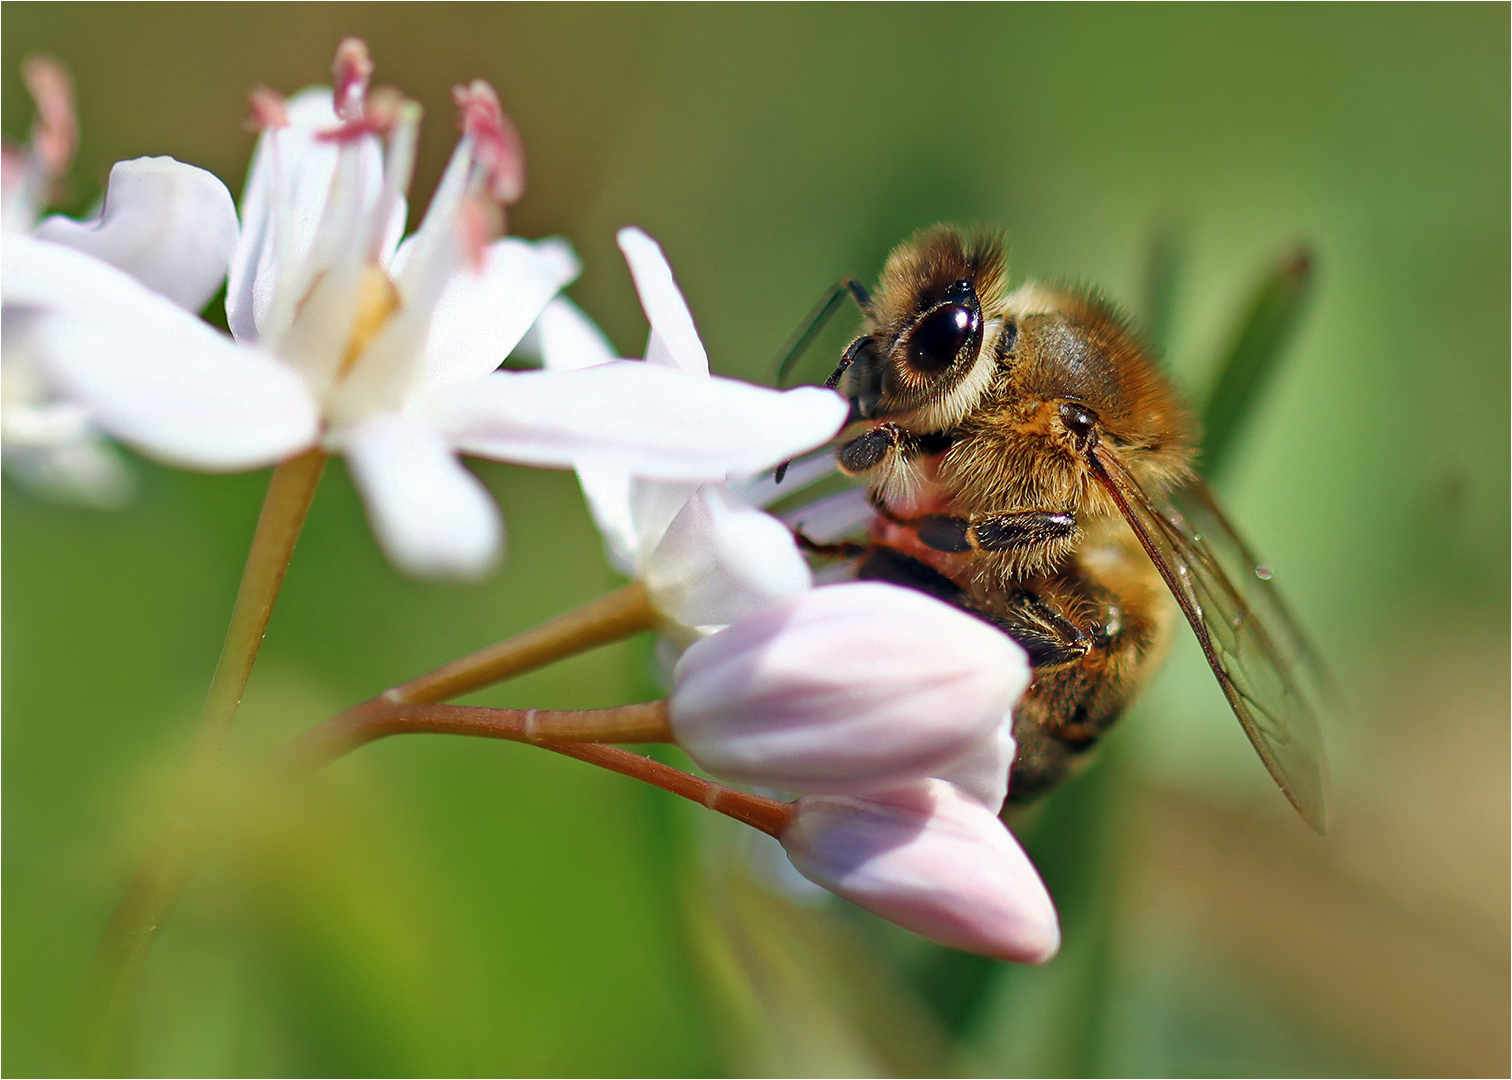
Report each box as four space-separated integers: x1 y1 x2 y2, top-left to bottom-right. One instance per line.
2 41 1057 965
2 41 845 576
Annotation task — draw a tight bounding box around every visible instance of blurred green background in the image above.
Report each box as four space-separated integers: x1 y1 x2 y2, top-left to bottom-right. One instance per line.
4 4 1507 1076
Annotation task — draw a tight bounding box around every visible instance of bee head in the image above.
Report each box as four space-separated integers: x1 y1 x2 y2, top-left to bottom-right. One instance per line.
836 226 1008 427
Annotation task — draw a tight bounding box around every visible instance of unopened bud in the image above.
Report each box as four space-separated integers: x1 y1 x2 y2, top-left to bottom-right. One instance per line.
669 582 1029 795
781 779 1060 963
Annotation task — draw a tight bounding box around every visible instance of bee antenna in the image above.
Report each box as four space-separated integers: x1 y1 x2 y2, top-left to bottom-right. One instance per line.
774 277 870 386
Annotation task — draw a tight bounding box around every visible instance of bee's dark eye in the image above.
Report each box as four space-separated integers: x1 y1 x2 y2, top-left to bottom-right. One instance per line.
1059 401 1098 450
904 280 981 375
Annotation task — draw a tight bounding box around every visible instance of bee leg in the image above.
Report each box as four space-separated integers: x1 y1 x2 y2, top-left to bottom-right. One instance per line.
1006 581 1161 807
793 528 869 560
853 545 969 608
986 589 1091 669
836 422 918 475
913 510 1077 554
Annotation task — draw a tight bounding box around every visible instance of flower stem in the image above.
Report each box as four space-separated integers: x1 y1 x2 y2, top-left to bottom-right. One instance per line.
190 447 329 766
278 699 674 773
81 447 326 1074
277 698 793 838
384 580 656 705
547 742 794 838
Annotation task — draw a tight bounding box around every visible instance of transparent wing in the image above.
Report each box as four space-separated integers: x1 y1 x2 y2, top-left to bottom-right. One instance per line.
1090 451 1329 832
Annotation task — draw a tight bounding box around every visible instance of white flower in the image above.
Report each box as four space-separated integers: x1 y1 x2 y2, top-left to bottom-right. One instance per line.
538 227 845 631
1 57 260 506
781 779 1060 963
4 40 848 580
669 582 1028 798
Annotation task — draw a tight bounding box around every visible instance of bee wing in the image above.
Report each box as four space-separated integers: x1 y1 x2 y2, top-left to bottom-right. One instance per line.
1089 450 1329 832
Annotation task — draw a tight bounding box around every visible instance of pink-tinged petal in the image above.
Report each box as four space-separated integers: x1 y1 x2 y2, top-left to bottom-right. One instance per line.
337 412 502 578
34 157 238 313
4 232 225 348
431 363 847 479
931 717 1016 812
32 315 317 471
669 583 1029 794
643 484 811 628
782 780 1060 963
731 449 838 508
419 237 580 391
778 485 874 544
523 294 621 372
615 227 708 375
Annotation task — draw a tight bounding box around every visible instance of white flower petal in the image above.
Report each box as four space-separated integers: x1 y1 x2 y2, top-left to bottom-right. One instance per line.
420 237 580 391
32 315 318 470
644 484 810 627
338 412 502 579
4 233 226 349
528 295 621 372
576 461 639 574
431 363 847 479
615 227 708 375
33 157 239 313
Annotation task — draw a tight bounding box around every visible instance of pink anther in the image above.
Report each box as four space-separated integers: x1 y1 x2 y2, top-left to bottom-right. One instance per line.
332 37 374 121
245 86 290 131
316 88 409 144
453 80 526 205
21 55 76 178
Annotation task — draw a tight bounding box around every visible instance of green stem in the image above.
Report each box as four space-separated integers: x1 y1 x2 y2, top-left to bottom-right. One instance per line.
278 699 675 774
277 698 793 838
80 448 326 1074
384 580 656 705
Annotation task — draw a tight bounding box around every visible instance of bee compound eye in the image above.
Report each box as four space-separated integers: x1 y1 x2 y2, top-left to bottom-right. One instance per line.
1059 401 1098 449
905 300 981 375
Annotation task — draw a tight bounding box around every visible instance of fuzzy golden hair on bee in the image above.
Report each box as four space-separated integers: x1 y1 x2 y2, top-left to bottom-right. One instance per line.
867 225 1009 338
1001 280 1196 496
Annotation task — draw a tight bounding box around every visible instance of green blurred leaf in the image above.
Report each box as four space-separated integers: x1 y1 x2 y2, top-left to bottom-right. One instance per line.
1200 250 1315 479
1141 224 1185 362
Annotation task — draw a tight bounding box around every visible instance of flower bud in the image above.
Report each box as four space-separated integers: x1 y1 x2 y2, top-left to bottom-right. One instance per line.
669 582 1029 794
781 779 1060 963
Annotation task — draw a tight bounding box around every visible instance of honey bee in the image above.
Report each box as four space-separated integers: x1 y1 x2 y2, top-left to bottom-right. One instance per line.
789 225 1328 831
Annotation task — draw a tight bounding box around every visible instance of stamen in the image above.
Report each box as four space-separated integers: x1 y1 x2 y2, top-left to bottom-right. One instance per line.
339 266 402 376
332 37 374 121
452 79 525 205
368 97 422 262
245 86 289 131
459 193 503 271
21 55 76 178
318 85 404 144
